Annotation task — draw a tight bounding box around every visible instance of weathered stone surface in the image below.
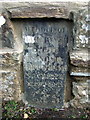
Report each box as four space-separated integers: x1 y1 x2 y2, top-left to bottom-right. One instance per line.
71 76 90 81
70 80 90 108
0 49 23 101
0 1 89 109
70 49 90 67
70 66 90 77
69 6 90 108
5 2 87 19
0 49 22 68
73 8 89 48
7 2 80 19
0 70 22 101
8 6 69 19
70 66 89 74
23 19 73 108
0 13 15 48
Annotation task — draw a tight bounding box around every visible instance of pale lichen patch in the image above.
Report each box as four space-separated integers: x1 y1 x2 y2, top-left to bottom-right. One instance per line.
0 16 6 27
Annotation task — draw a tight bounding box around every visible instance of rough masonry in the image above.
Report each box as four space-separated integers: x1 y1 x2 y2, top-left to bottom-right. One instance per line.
0 1 90 108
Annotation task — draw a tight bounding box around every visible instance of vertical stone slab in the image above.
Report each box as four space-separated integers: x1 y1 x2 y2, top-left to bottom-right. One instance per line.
23 19 73 108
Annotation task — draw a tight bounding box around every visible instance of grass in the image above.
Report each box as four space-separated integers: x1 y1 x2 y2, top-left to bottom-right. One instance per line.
2 100 23 118
2 100 90 119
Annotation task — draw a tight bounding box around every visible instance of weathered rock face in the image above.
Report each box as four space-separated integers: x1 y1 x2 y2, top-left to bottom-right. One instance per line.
0 2 89 108
0 71 21 101
0 13 15 48
70 49 90 68
69 81 90 108
0 50 21 68
70 5 90 108
0 6 23 101
0 50 23 101
73 8 89 48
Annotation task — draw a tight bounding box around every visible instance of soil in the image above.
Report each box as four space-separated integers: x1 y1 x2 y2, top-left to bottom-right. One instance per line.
2 100 90 119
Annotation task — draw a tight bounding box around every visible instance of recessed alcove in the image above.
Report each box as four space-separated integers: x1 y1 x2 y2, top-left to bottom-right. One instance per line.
0 1 89 109
11 17 74 108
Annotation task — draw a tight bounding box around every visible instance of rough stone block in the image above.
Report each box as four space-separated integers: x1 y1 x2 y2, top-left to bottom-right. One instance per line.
0 13 15 48
0 49 23 101
70 66 90 79
74 8 89 48
70 80 90 108
70 49 90 67
8 5 69 19
0 49 22 68
0 70 22 101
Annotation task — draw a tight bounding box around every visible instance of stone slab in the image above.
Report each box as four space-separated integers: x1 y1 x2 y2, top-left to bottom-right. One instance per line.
8 4 70 19
70 66 90 77
23 19 73 108
70 49 90 67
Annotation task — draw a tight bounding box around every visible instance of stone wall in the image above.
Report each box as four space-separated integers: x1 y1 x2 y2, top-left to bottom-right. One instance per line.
0 1 89 108
69 5 90 108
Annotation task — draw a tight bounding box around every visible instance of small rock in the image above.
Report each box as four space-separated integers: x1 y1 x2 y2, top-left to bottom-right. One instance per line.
64 102 69 108
24 113 29 118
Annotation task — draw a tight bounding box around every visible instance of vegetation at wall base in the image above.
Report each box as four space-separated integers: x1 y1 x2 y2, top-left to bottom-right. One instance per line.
1 100 90 119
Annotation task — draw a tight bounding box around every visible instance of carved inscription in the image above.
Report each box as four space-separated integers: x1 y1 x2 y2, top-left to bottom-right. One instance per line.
23 19 73 108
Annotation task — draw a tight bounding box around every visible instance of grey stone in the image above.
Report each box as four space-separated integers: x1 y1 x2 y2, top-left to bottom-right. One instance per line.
0 1 89 108
70 49 90 67
0 49 23 101
8 4 69 19
73 8 89 48
0 49 22 68
0 70 22 101
23 19 73 108
0 13 15 48
70 80 90 108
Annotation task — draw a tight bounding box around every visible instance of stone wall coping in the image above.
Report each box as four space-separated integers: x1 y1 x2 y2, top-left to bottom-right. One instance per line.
70 49 89 61
0 2 88 19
